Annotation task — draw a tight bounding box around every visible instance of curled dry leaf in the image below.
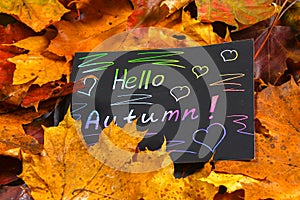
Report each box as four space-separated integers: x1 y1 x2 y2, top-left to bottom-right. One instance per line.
21 78 80 108
0 0 69 32
214 80 300 200
0 78 36 106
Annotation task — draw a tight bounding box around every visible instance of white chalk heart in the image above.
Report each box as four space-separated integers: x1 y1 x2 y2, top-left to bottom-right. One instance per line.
192 66 209 79
77 77 98 97
170 86 190 102
220 49 238 62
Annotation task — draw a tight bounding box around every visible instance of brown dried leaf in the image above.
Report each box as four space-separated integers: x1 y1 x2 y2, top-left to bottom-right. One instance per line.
0 78 35 106
0 106 53 155
255 26 300 84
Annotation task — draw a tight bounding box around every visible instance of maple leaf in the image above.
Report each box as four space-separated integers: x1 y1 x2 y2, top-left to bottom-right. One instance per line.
0 0 69 32
255 26 300 84
20 111 220 199
47 0 133 60
229 20 300 85
195 0 277 29
214 80 300 199
20 111 170 199
8 33 52 53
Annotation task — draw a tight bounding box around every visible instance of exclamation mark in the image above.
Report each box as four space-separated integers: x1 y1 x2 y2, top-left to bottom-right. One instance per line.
209 95 219 119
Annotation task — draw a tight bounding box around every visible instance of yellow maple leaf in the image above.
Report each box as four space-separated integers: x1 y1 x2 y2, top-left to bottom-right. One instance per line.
0 0 69 32
21 110 220 199
20 111 170 199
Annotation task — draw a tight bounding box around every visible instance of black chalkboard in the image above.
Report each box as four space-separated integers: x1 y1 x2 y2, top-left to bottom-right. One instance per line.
70 40 254 163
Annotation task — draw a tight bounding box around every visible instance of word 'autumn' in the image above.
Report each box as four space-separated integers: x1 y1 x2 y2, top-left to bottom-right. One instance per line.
84 108 199 130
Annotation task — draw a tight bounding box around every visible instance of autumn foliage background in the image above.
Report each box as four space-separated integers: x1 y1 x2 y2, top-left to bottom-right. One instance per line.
0 0 299 199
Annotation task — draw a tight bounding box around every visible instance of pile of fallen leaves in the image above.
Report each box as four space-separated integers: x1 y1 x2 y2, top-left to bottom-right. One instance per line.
0 0 299 199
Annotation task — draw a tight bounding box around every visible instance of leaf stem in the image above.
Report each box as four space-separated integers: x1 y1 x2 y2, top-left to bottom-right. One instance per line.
254 0 289 59
278 0 298 19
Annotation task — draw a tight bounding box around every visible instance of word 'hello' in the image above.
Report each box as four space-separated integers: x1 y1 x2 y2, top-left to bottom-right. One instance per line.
112 69 165 90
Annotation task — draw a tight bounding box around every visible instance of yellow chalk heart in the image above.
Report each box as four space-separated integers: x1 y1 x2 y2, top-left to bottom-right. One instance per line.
192 66 209 79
